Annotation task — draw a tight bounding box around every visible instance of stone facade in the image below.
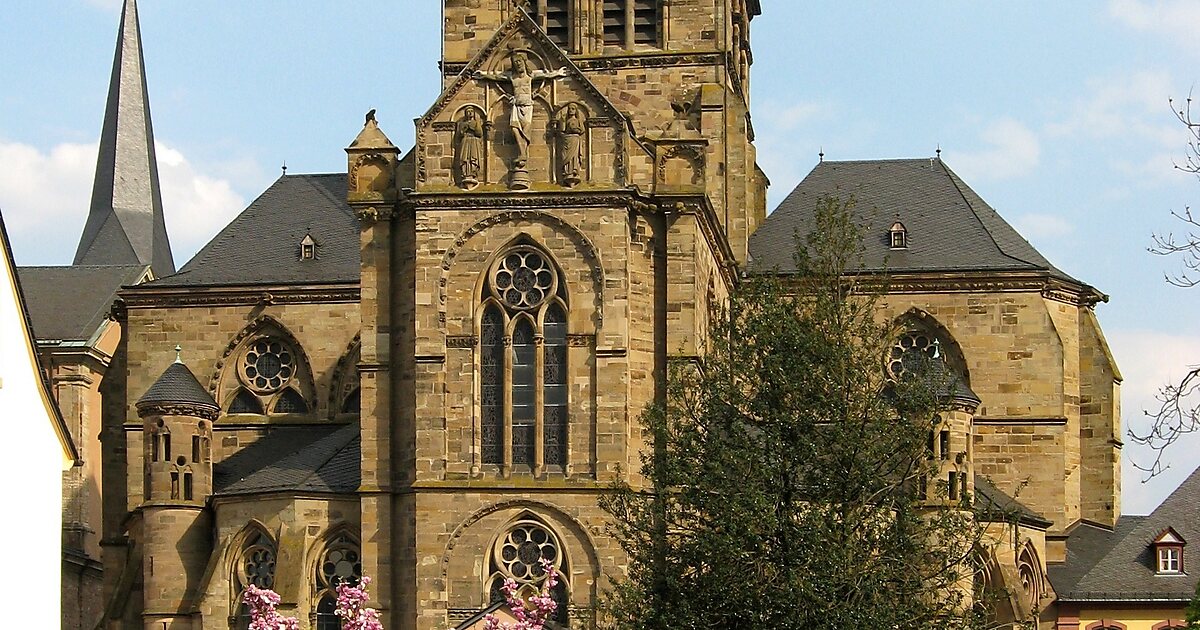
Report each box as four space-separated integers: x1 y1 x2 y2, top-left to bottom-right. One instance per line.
90 2 1120 629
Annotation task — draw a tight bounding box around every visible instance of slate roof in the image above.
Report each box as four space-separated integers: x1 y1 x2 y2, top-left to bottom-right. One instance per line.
748 159 1086 287
137 361 218 410
16 264 148 342
213 424 359 496
1049 464 1200 602
144 174 359 288
974 476 1053 529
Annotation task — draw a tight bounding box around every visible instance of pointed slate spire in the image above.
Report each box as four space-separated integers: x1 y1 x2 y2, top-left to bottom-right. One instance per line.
74 0 175 276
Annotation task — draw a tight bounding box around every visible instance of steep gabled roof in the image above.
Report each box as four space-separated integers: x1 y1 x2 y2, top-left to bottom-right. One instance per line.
16 264 148 342
213 424 359 496
74 0 174 277
748 159 1090 289
1049 463 1200 602
143 174 359 288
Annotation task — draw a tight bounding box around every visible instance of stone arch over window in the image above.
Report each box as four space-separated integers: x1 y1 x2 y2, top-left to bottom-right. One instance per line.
309 527 362 630
1151 621 1187 630
890 308 971 386
477 239 570 472
328 335 361 420
228 521 278 629
212 316 317 421
1016 540 1046 619
1085 621 1128 630
441 499 602 622
973 545 1019 626
485 513 571 626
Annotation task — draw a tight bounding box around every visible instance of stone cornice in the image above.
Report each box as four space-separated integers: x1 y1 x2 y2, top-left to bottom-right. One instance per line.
442 50 724 76
406 189 648 211
119 283 360 308
779 270 1107 307
136 402 220 421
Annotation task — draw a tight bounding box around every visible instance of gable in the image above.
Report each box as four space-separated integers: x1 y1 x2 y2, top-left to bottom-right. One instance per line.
414 9 650 192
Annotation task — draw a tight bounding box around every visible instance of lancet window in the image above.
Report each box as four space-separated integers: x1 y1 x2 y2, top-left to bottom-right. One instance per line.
480 245 569 471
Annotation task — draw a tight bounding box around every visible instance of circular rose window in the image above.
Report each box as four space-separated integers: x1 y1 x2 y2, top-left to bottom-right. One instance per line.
494 521 560 583
240 338 295 393
490 248 557 310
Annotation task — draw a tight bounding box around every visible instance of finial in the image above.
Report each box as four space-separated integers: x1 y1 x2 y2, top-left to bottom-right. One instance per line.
819 147 824 163
365 108 377 126
935 144 942 159
281 161 287 176
174 344 183 364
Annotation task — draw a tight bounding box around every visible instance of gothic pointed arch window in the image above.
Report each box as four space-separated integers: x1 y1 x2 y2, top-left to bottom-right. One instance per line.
479 244 570 471
486 516 570 625
231 528 278 630
312 533 362 630
220 320 317 420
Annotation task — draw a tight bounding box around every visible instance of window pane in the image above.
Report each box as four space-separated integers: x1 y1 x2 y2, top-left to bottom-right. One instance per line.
512 320 536 466
544 305 568 466
481 306 505 465
316 595 341 630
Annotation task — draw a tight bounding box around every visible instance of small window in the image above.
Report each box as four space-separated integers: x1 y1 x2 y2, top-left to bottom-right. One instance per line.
1159 546 1181 573
229 388 264 414
939 430 950 461
342 387 361 415
300 233 318 261
889 220 908 249
192 435 201 462
183 472 193 501
273 388 309 414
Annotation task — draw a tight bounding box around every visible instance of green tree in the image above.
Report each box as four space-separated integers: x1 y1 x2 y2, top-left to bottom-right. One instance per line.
601 196 1000 630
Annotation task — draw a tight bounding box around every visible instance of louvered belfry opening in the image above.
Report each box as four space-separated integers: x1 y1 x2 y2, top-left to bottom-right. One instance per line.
632 0 659 44
602 1 624 46
538 0 570 47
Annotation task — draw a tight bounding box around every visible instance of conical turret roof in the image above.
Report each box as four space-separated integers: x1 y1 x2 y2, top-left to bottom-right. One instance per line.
74 0 175 277
137 357 218 417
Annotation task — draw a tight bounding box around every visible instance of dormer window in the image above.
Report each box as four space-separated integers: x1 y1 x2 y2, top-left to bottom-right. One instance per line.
889 220 908 250
1153 527 1185 574
300 233 318 261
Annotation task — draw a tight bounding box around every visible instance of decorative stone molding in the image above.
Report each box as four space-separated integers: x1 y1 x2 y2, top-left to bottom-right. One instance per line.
566 334 593 347
437 210 605 326
121 286 360 309
136 402 220 421
446 335 477 348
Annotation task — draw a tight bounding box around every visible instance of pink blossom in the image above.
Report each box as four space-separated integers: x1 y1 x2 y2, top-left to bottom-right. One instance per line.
485 559 560 630
242 584 300 630
336 576 385 630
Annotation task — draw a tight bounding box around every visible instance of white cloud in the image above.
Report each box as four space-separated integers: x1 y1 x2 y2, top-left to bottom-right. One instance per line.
757 100 827 132
1108 0 1200 53
1107 328 1200 513
1045 70 1177 141
0 138 245 266
945 118 1040 182
1012 213 1073 240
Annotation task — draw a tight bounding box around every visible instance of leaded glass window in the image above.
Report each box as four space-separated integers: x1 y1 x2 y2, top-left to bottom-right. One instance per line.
481 306 505 465
487 518 570 625
512 320 537 466
478 245 571 471
543 305 568 466
228 334 314 419
272 388 309 414
314 534 361 630
234 531 277 628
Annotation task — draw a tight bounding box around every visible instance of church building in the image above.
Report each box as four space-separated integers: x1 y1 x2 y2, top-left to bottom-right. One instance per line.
15 1 1139 629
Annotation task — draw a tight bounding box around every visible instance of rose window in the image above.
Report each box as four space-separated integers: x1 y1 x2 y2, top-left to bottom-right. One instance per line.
240 338 295 393
241 540 277 589
319 541 362 587
491 248 557 310
887 330 940 380
495 521 561 583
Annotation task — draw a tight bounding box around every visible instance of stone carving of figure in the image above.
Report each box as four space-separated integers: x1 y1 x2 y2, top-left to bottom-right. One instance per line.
456 107 484 188
473 51 568 189
556 102 586 187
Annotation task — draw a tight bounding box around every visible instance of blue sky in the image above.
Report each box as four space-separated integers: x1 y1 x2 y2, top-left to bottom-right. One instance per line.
3 2 1199 514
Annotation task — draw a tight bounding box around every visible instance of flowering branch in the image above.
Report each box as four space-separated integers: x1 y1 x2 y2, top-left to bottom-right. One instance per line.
242 584 300 630
485 558 560 630
336 576 384 630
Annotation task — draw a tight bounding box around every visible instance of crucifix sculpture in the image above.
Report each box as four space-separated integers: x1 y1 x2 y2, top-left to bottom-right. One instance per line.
474 51 568 190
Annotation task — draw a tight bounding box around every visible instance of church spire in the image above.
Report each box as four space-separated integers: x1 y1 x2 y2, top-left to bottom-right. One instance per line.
74 0 175 276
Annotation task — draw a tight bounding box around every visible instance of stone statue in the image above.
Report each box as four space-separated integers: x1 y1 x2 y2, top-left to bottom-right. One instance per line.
556 102 586 187
456 107 484 188
473 51 568 189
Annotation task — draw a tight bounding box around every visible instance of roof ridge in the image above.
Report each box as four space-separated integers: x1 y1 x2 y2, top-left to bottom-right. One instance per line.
937 160 1044 271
